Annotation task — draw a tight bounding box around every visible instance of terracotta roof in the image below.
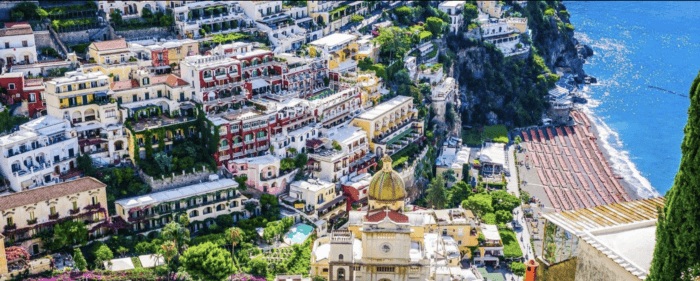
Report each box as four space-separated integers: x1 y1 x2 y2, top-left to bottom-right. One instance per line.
541 197 666 233
91 39 128 51
165 74 188 87
0 23 33 37
365 209 408 223
4 22 28 28
306 139 323 148
110 79 138 91
0 177 106 211
150 75 169 85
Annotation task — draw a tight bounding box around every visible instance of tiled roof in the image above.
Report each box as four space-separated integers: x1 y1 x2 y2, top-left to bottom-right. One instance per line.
306 139 323 148
110 79 138 91
92 39 128 51
165 74 188 87
150 75 169 85
365 209 409 223
0 23 33 37
0 177 106 211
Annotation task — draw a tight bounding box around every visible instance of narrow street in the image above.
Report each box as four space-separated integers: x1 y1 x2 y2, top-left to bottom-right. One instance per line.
504 145 535 281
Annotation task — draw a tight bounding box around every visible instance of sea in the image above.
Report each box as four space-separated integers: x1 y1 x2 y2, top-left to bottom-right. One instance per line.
566 1 700 197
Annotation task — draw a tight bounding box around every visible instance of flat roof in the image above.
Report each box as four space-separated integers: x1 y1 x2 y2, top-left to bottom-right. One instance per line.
291 179 334 192
478 142 505 166
355 95 411 121
309 33 357 49
115 179 239 209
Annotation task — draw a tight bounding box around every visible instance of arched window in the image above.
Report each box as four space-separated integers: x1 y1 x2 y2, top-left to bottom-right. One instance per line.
189 210 198 217
337 268 345 280
338 254 343 260
221 139 228 147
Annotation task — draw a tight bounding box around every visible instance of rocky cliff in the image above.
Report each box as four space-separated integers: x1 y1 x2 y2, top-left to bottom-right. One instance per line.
448 2 593 127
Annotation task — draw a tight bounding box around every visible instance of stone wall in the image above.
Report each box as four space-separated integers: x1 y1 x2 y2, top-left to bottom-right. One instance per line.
141 166 223 192
573 240 640 281
115 27 175 41
57 26 114 45
34 30 59 52
399 145 430 191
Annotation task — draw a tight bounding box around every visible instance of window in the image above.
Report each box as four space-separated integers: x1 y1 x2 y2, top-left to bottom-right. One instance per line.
337 268 345 280
50 206 56 215
106 109 116 118
338 254 343 261
4 42 8 48
22 40 28 47
376 267 395 273
189 210 198 217
29 93 35 102
29 211 35 220
322 268 328 273
8 83 14 90
92 196 98 205
6 217 13 225
72 201 78 210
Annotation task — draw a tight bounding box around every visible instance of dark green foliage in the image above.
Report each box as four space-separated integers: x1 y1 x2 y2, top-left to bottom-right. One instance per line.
73 248 87 271
463 3 479 24
648 71 700 281
53 221 88 248
426 174 448 209
181 242 234 281
0 107 28 134
76 154 97 177
449 181 474 208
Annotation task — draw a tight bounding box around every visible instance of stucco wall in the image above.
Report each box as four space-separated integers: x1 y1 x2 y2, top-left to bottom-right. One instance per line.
574 240 640 281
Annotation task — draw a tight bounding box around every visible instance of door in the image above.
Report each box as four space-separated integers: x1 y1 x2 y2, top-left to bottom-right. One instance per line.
32 244 39 255
82 95 88 105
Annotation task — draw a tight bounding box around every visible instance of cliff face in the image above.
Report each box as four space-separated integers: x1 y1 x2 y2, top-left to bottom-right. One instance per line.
449 2 592 126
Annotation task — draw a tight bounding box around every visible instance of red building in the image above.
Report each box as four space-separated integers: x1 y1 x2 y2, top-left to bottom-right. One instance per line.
0 72 45 117
341 173 371 211
150 46 169 67
210 107 275 166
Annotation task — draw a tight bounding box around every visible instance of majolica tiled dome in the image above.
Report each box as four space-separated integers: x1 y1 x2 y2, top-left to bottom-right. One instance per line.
368 155 406 201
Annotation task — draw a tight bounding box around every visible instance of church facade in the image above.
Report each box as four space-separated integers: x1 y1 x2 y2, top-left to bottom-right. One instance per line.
310 156 489 281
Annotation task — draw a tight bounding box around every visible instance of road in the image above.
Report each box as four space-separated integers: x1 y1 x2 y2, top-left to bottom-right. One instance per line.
504 145 535 281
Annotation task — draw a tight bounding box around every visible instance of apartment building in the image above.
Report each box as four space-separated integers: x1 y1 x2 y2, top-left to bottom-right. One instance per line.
99 1 162 21
0 72 45 118
0 116 79 192
0 23 37 67
228 154 296 195
431 77 459 120
114 178 248 235
311 87 362 129
352 96 423 157
274 53 328 99
436 144 470 187
439 1 466 33
0 177 108 255
308 124 373 182
180 54 246 113
288 178 346 222
340 172 371 211
208 107 275 164
309 33 359 74
173 1 250 39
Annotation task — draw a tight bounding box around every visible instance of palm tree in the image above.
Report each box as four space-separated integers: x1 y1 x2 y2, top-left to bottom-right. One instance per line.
226 227 243 272
161 241 177 280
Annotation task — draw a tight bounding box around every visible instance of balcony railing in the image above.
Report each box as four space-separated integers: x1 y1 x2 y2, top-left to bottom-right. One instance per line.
4 223 16 231
69 208 81 215
49 213 59 220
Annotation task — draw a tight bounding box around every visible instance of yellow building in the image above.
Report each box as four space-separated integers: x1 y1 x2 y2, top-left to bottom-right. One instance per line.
0 177 109 255
477 0 503 18
506 17 528 33
44 68 114 124
309 33 358 73
164 39 199 65
352 96 422 157
86 38 142 82
0 234 6 276
311 156 486 281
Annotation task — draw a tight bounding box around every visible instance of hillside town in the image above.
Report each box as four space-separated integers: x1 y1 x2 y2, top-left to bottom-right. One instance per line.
0 1 668 281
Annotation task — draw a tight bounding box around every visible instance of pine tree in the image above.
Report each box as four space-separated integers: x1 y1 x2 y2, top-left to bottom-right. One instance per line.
73 248 87 271
426 174 448 209
648 71 700 281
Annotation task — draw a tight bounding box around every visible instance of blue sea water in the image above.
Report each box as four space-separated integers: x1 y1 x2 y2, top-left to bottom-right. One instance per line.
566 1 700 197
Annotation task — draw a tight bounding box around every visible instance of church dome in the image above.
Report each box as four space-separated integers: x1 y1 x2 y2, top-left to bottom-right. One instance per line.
368 155 406 202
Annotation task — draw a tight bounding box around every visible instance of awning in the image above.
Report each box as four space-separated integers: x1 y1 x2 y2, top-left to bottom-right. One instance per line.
180 103 195 110
95 92 108 97
250 79 269 89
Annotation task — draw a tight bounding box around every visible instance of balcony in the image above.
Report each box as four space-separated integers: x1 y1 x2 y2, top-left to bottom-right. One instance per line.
49 213 59 220
257 145 269 152
27 218 37 225
4 223 16 231
244 139 255 145
232 142 243 148
219 145 230 151
69 208 81 215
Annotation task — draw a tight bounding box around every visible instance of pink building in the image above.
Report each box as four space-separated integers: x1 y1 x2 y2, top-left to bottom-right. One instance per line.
228 154 297 195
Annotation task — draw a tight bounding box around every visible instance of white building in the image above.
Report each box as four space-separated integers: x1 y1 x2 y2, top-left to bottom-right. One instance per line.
431 77 459 120
439 1 466 33
0 116 79 192
478 142 505 175
288 178 346 222
436 145 470 187
308 124 371 183
0 23 37 68
173 1 250 39
98 1 161 20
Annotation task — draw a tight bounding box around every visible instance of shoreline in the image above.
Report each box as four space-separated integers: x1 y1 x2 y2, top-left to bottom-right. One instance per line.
580 110 645 200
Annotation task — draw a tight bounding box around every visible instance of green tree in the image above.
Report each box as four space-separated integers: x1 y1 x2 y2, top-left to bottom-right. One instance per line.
495 210 513 225
350 14 364 23
53 221 88 247
76 154 97 177
110 9 123 26
179 213 190 227
234 174 248 190
332 140 342 151
181 242 234 281
425 17 444 37
449 181 474 207
649 71 700 281
160 241 177 275
161 221 190 253
442 169 457 183
249 257 269 276
93 244 114 269
491 190 521 212
426 174 448 209
463 3 479 25
226 227 243 270
373 27 411 62
462 193 493 217
294 153 308 169
73 248 87 271
511 261 526 276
